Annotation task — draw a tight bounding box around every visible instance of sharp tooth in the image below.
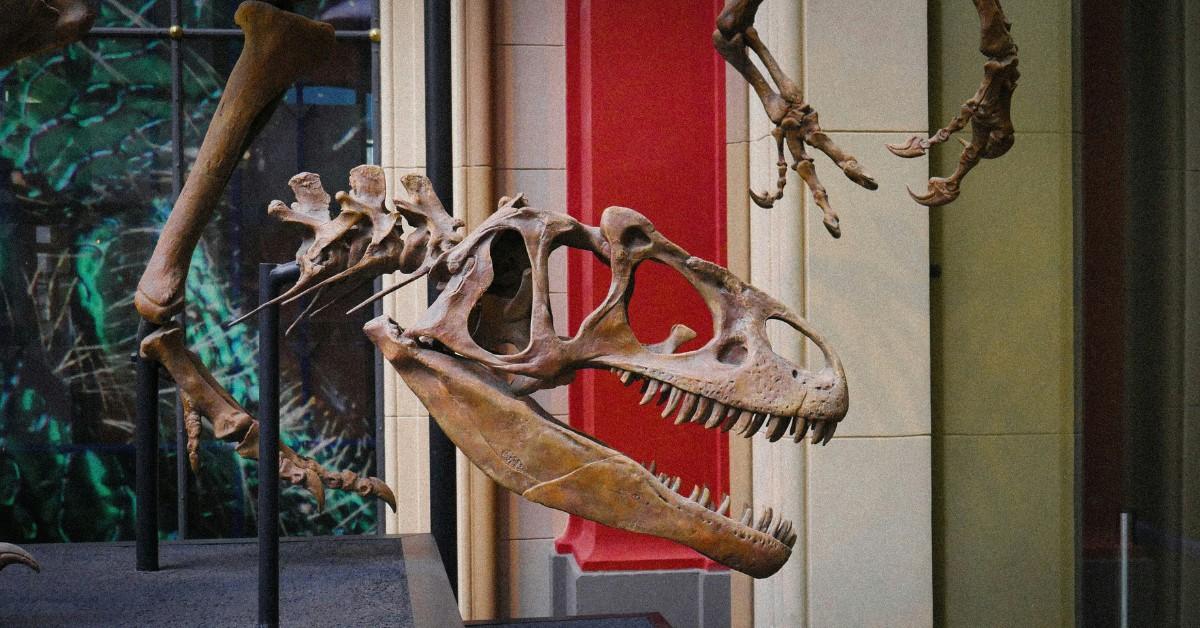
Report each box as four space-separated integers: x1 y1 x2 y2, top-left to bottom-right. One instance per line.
688 485 700 501
657 384 672 405
669 476 681 492
729 410 753 433
740 506 754 526
810 421 827 444
661 388 683 418
821 422 837 445
720 407 742 432
757 507 774 532
766 415 790 442
716 494 731 516
647 460 656 474
640 380 661 405
657 472 667 483
784 529 798 548
742 412 767 438
674 393 698 425
794 418 810 443
620 370 637 385
705 403 727 429
698 486 711 509
771 519 786 538
688 396 712 424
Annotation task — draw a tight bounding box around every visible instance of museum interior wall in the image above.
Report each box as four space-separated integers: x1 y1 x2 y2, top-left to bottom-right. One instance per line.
930 0 1077 626
735 1 934 626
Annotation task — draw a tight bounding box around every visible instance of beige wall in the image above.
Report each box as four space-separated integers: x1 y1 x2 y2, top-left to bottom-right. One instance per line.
929 1 1076 626
734 1 934 626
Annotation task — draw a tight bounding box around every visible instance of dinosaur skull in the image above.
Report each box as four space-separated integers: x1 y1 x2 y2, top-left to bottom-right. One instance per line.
365 197 847 578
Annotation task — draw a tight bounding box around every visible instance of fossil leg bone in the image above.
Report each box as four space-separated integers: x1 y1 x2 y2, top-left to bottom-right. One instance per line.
135 1 336 323
141 325 396 511
714 0 876 237
887 0 1018 206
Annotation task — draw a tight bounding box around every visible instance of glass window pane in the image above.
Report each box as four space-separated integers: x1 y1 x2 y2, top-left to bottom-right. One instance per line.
182 0 371 29
0 38 172 542
96 0 171 27
181 36 377 537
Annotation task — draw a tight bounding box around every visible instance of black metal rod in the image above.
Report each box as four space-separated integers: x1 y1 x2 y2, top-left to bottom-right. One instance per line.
257 261 299 628
170 0 189 542
86 27 373 40
424 0 457 597
135 321 161 572
370 0 387 536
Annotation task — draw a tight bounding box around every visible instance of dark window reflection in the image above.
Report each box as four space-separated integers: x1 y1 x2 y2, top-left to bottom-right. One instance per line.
0 8 377 544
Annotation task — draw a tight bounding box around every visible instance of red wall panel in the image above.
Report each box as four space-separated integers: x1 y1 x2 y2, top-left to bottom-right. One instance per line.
558 0 729 572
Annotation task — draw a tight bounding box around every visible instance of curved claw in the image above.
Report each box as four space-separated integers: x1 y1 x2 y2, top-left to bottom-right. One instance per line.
823 215 842 239
749 187 781 209
0 542 40 572
840 160 878 191
886 136 930 159
362 477 398 512
907 177 960 207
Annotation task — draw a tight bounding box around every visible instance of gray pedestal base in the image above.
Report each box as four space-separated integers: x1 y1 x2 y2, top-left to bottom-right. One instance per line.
550 552 730 628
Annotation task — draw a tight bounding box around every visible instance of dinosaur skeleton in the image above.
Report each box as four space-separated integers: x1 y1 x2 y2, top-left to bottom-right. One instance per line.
713 0 877 237
887 0 1019 206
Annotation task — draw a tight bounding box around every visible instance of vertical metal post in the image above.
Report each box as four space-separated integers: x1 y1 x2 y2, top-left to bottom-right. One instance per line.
424 0 457 597
258 263 280 628
135 321 161 572
169 0 188 541
1119 511 1130 628
370 0 387 537
257 262 297 628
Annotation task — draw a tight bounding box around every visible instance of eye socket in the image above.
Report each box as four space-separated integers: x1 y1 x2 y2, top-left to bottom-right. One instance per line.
716 338 748 365
468 229 533 356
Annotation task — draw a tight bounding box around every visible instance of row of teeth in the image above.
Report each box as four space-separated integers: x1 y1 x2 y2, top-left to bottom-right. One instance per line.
640 460 798 548
611 368 837 445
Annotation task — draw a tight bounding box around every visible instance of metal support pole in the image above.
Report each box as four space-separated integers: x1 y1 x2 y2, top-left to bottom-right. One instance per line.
370 0 387 537
424 0 457 597
135 320 161 572
1119 511 1130 628
257 261 299 628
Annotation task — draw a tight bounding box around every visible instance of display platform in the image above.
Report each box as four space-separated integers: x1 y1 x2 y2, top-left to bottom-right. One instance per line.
0 534 462 627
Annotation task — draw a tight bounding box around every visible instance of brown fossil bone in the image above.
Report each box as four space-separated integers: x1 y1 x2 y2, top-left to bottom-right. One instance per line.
362 182 845 578
140 324 396 511
887 0 1018 206
135 1 335 324
0 0 96 69
713 0 877 237
0 542 39 572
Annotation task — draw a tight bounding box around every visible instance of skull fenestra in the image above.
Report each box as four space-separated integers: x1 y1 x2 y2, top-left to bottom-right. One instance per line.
264 164 849 579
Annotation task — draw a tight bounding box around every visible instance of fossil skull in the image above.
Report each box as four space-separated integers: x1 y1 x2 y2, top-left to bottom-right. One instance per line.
365 190 847 578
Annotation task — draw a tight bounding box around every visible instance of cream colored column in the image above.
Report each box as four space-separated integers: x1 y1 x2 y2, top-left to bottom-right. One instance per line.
745 4 809 626
379 2 499 621
379 0 430 538
452 0 497 621
734 1 933 626
725 53 754 628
